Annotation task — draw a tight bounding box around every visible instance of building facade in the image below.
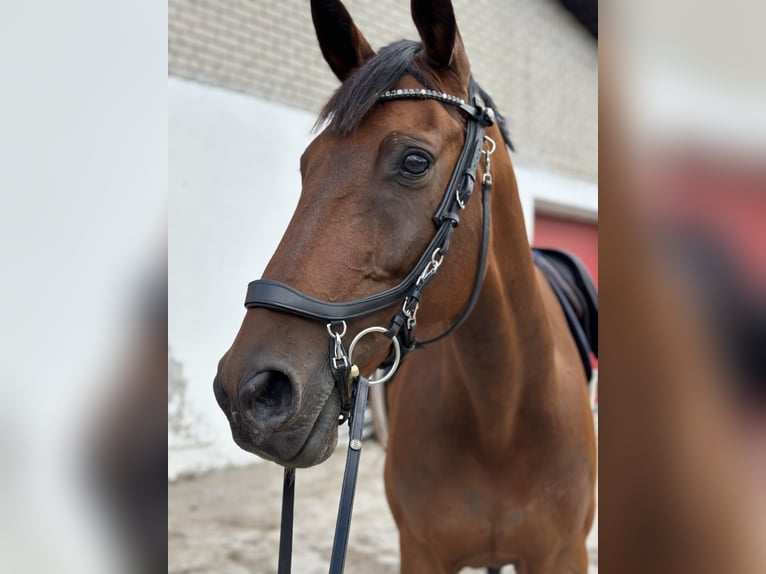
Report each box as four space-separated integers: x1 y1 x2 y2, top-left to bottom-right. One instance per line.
169 0 597 182
168 0 598 475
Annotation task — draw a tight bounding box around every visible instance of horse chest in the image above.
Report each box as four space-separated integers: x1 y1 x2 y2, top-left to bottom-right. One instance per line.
388 450 552 548
384 413 594 566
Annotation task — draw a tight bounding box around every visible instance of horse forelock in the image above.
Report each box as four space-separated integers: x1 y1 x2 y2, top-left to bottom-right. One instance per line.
315 39 513 151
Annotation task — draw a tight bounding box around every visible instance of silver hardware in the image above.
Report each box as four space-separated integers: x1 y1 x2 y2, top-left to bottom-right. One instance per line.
483 135 496 155
482 136 496 186
347 326 402 385
350 439 362 451
402 298 420 330
326 321 347 338
332 355 349 370
416 248 444 286
402 299 419 315
455 136 495 208
327 321 348 370
456 188 466 209
401 248 445 330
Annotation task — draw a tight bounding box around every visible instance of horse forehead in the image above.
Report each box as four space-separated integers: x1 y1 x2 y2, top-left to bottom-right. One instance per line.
299 136 376 198
370 97 460 136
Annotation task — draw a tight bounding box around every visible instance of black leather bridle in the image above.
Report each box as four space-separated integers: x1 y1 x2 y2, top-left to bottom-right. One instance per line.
246 82 497 574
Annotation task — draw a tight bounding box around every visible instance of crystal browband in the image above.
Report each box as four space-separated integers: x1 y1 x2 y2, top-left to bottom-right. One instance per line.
379 88 466 105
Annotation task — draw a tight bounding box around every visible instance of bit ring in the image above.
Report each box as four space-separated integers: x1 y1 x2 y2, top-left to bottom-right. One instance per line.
348 326 401 385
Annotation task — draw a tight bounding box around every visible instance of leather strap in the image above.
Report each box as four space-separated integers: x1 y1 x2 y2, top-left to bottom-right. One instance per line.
277 467 295 574
245 224 453 320
382 167 492 359
417 170 492 347
276 376 369 574
328 375 370 573
432 109 487 224
330 333 352 422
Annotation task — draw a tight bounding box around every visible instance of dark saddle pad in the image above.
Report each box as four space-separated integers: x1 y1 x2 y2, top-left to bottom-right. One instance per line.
532 248 598 381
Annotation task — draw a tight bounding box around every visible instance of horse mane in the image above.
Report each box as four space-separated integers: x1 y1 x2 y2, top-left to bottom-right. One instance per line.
316 39 514 151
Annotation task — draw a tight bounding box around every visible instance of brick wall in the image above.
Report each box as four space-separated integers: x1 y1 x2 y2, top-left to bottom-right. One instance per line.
169 0 597 181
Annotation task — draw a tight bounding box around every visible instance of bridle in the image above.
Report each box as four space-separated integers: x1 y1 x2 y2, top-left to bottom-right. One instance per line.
244 81 497 574
246 82 497 418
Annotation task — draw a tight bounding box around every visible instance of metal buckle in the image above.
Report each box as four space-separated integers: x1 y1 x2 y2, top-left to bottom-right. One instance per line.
482 136 495 186
332 355 349 370
402 298 420 330
403 248 444 331
326 321 348 371
416 248 444 286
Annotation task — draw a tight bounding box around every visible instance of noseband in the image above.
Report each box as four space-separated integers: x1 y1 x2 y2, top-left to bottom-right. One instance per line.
245 83 496 574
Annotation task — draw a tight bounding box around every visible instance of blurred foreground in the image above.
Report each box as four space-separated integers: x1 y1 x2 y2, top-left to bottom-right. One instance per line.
0 1 166 572
599 0 766 571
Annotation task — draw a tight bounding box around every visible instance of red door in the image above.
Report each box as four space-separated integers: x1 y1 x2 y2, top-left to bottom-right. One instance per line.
533 215 598 286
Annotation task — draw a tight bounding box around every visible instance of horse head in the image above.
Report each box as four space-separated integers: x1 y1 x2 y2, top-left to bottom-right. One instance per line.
214 0 513 468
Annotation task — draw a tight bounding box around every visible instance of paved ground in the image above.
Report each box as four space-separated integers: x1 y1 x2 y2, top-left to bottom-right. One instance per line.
169 439 598 574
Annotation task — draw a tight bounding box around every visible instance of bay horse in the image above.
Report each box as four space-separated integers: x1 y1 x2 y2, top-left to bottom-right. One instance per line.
213 1 596 572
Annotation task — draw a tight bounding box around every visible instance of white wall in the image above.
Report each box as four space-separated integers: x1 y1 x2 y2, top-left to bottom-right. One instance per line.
168 77 597 477
169 77 316 476
516 167 598 241
1 2 166 570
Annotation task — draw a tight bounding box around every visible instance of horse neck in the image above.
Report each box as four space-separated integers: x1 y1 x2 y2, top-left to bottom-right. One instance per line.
445 149 556 425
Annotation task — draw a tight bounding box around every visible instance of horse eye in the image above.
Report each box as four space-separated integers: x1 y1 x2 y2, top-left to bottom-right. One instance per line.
401 153 430 176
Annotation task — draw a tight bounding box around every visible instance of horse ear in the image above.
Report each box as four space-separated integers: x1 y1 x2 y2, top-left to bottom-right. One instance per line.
311 0 375 82
411 0 466 73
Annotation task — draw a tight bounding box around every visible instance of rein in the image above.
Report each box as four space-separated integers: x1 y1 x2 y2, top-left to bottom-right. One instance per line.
247 83 496 574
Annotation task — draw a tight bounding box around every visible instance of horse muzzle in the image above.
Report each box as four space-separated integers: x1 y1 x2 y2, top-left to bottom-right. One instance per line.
214 369 341 467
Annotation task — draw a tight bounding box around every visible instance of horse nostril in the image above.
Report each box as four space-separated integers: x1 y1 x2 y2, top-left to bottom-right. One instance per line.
238 370 296 425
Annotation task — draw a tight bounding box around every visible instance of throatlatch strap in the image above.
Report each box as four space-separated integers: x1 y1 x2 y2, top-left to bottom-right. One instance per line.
278 468 295 574
417 170 493 347
328 375 370 574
